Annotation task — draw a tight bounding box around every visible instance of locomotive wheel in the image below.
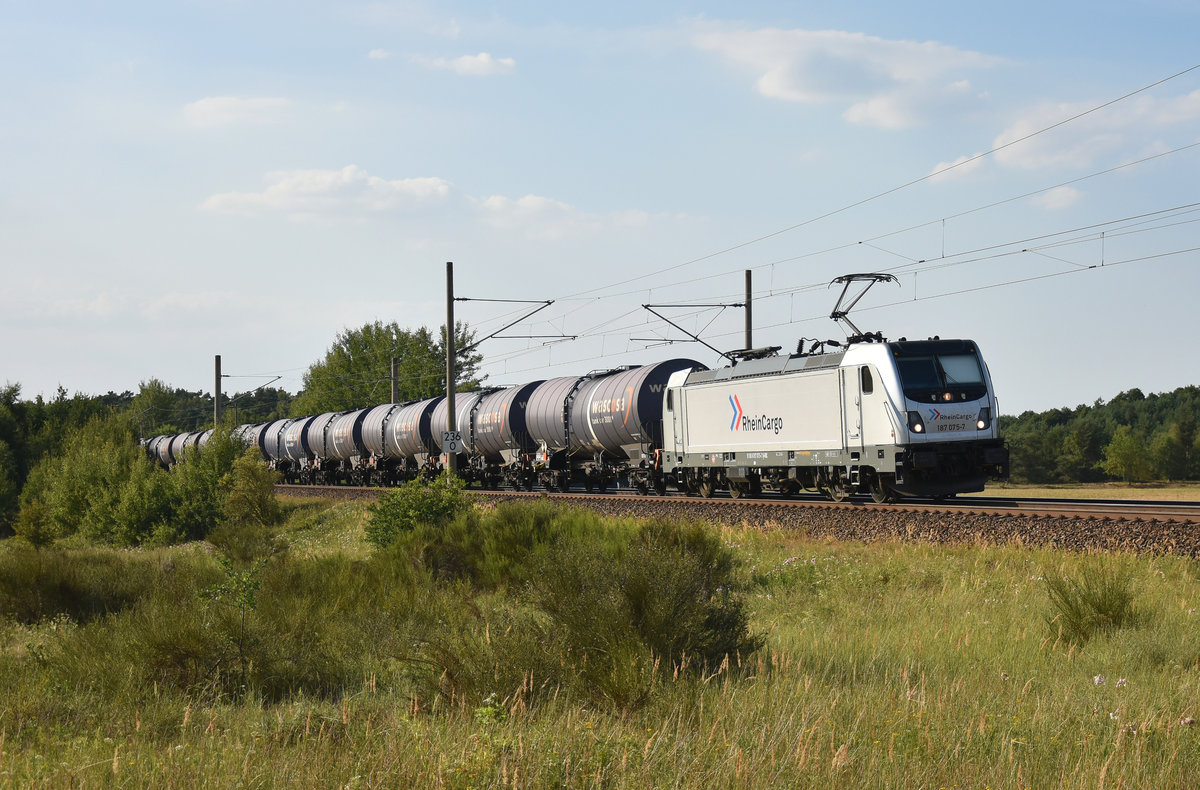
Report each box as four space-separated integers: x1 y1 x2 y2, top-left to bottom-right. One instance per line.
728 482 744 499
635 481 649 495
653 476 667 496
823 483 848 502
524 478 534 491
584 479 594 493
869 477 895 504
698 479 714 498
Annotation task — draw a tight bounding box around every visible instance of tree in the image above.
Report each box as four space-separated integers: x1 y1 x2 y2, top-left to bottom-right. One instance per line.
291 321 483 415
128 379 209 436
1100 425 1151 483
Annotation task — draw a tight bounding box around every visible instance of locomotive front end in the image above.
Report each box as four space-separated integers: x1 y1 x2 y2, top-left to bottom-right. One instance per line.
887 339 1009 496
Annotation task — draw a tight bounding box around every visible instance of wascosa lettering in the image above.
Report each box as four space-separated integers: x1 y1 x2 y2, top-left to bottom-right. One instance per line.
591 397 626 415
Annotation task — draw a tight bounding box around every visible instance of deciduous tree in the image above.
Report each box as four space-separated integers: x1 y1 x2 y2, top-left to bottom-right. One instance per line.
291 321 483 415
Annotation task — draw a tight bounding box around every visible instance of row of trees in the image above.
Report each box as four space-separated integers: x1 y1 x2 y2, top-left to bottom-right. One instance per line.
5 319 1197 542
1 321 481 539
1001 386 1200 483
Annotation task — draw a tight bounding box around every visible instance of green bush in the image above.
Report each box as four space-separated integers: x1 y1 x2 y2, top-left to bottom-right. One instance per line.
410 509 763 711
365 474 472 549
526 518 761 709
1044 561 1142 646
14 421 253 548
221 447 281 528
168 427 245 542
394 499 613 588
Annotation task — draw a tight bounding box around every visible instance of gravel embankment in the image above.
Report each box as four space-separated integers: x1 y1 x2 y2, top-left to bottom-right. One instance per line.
477 494 1200 558
279 486 1200 557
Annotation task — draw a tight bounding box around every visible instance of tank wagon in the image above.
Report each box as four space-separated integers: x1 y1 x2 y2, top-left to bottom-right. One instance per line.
147 340 1008 501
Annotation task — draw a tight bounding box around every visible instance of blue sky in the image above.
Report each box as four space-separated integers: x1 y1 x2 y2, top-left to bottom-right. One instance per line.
2 0 1198 416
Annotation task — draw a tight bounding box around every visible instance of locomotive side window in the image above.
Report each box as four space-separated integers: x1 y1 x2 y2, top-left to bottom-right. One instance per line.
860 366 873 394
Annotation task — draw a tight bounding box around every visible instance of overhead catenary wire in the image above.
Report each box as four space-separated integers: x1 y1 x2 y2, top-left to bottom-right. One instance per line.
210 64 1200 398
541 63 1200 305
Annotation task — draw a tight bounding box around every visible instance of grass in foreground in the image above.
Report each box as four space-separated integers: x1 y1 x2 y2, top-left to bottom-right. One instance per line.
2 501 1199 788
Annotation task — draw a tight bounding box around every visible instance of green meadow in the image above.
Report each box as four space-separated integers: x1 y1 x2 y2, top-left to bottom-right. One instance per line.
2 494 1198 788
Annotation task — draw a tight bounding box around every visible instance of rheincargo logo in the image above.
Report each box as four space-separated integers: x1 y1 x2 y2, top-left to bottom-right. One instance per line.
728 395 784 434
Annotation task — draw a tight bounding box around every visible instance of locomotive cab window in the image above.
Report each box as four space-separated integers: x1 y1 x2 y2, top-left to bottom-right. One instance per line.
890 340 987 404
860 366 873 394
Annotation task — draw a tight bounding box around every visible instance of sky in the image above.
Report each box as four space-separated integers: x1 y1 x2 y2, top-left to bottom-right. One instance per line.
2 0 1198 417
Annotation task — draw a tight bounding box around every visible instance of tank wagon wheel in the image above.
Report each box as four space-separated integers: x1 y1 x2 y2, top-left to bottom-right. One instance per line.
653 477 667 496
558 472 572 493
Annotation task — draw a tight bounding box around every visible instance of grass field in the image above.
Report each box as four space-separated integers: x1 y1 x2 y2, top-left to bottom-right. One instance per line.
2 496 1199 788
981 481 1200 500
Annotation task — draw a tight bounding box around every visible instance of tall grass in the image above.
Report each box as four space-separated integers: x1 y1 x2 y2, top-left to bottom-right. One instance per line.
3 505 1200 787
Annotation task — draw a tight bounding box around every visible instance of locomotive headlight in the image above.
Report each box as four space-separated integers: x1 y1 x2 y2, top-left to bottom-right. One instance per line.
976 407 992 430
907 411 925 433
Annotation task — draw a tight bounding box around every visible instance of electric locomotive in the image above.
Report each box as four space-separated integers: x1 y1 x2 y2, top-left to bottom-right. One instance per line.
660 336 1009 502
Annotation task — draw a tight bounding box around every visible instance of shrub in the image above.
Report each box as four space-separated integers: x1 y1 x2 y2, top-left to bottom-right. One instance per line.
422 512 764 712
393 500 612 588
1045 561 1142 646
221 447 281 528
168 427 245 542
15 419 249 548
365 474 472 549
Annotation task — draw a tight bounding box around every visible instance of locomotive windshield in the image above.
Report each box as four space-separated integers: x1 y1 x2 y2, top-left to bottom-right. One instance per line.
889 340 987 404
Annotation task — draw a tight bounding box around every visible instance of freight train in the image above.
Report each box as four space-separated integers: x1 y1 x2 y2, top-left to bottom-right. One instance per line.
147 335 1009 502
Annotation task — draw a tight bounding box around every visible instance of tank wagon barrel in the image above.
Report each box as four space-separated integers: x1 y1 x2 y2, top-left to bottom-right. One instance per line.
389 397 442 459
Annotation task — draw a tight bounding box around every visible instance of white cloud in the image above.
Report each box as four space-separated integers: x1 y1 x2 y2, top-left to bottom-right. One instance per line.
928 152 987 182
202 168 665 238
200 165 452 220
1032 186 1082 211
414 52 516 76
182 96 291 128
691 23 999 129
475 194 599 240
367 48 392 60
994 89 1200 170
